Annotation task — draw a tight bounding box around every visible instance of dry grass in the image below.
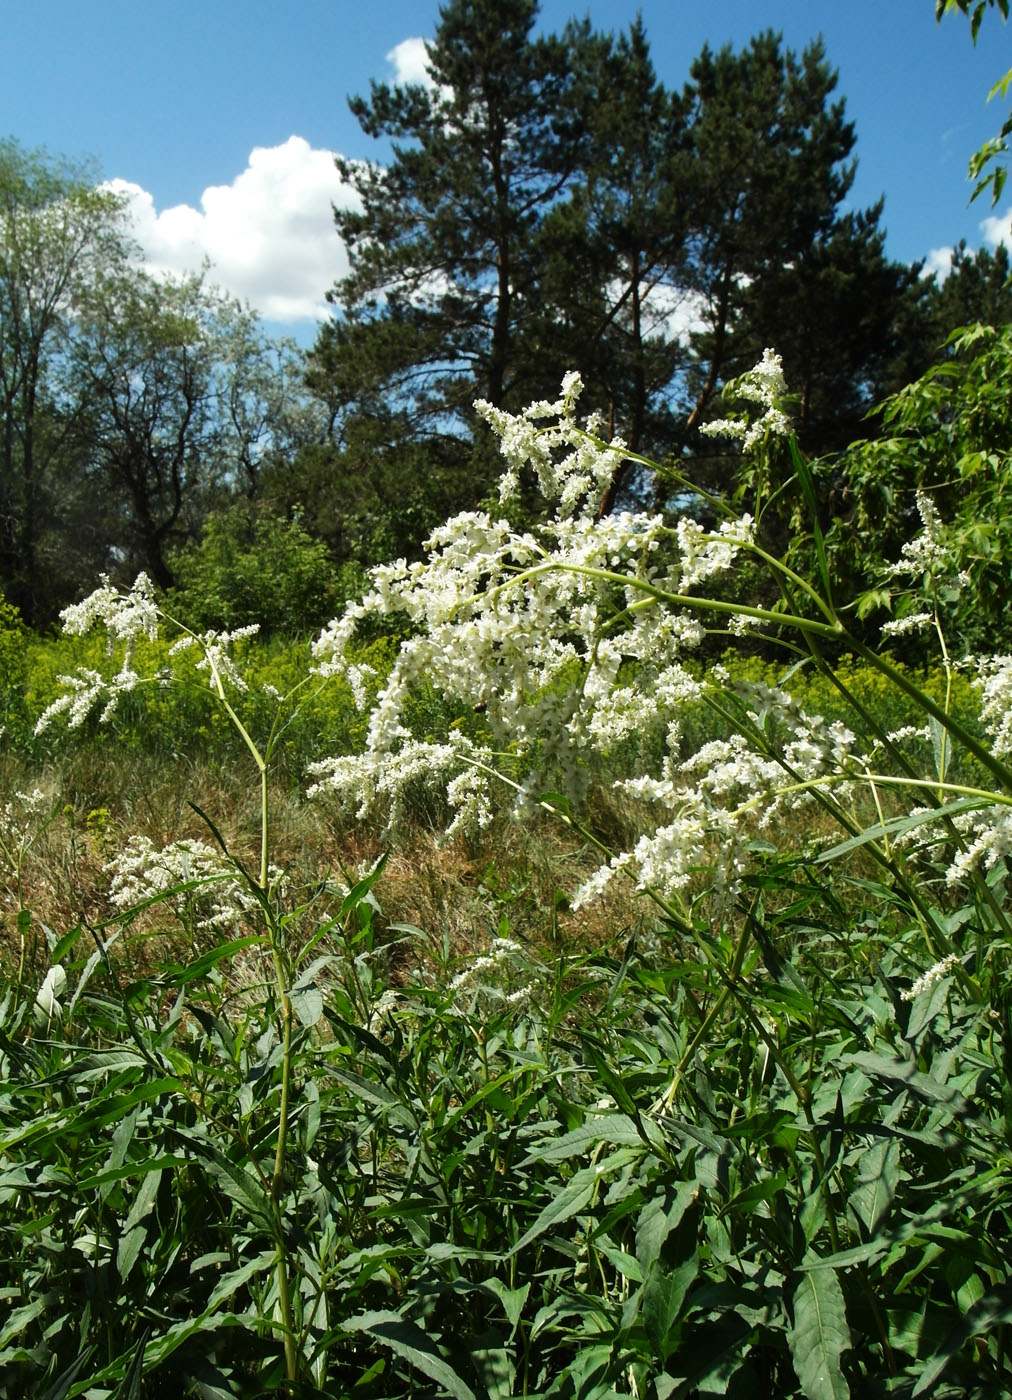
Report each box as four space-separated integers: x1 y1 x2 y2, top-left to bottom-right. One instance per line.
1 746 648 992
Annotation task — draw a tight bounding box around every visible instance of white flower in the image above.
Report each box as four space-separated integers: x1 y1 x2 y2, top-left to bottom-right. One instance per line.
944 804 1012 886
881 612 934 639
699 350 791 450
59 573 159 651
883 491 951 581
104 836 284 932
900 954 960 1002
973 655 1012 756
676 515 754 590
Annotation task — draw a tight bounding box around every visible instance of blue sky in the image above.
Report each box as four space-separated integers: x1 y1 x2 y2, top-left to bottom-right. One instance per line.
3 0 1011 340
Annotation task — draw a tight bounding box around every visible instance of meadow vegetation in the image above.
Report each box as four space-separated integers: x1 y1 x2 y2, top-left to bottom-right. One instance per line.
3 4 1012 1395
3 323 1012 1399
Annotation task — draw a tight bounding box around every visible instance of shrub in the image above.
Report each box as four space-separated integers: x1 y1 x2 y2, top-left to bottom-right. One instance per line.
167 505 365 637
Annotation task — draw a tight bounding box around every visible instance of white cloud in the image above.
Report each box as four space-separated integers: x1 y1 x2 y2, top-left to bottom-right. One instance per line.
605 279 708 346
980 207 1012 250
922 245 956 281
387 37 432 87
105 136 361 324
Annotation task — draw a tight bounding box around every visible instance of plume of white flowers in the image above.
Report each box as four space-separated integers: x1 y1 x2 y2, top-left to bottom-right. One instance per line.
308 364 869 910
883 490 951 581
699 349 791 450
974 654 1012 757
105 835 284 932
901 954 961 1002
34 576 262 735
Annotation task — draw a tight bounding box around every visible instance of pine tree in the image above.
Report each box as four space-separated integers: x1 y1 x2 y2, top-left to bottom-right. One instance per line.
313 0 593 473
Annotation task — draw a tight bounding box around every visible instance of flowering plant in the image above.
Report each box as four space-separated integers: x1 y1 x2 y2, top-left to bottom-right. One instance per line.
307 359 1012 965
23 350 1012 1397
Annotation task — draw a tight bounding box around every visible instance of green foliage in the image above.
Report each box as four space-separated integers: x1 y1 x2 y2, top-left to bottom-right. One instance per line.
4 844 1012 1395
262 431 487 573
314 0 921 514
313 0 590 502
3 17 1012 1391
0 594 28 741
938 0 1011 203
823 322 1012 654
167 507 362 637
0 138 133 624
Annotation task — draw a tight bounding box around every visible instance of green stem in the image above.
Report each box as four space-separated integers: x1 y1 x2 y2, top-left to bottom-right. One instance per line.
269 936 298 1386
496 561 846 642
658 900 755 1111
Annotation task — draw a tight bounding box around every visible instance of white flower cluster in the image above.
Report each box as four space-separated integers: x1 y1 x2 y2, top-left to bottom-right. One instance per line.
699 349 791 450
443 934 535 1010
59 572 159 652
943 804 1012 887
447 934 525 994
676 516 755 590
35 576 265 734
474 372 624 515
36 574 161 732
900 954 961 1002
880 611 934 639
883 490 952 582
34 664 145 733
308 366 871 911
170 624 261 693
105 835 283 933
973 655 1012 757
1 787 49 854
570 681 860 907
309 378 715 851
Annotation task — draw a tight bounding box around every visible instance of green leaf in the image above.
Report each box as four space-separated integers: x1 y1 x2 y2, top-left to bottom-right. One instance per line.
51 926 82 963
39 1348 95 1400
522 1113 661 1164
325 1067 417 1128
168 1127 277 1233
791 437 832 602
289 982 324 1029
343 1311 476 1400
816 798 993 864
850 1140 899 1236
304 1075 321 1153
508 1150 640 1256
0 1297 47 1348
928 715 950 785
53 1049 149 1082
479 1278 530 1335
844 1052 976 1117
642 1255 698 1361
468 1333 514 1400
116 1225 147 1284
206 1250 278 1311
115 1166 163 1280
507 1165 598 1256
168 935 261 984
577 1035 642 1119
790 1265 850 1400
635 1180 699 1272
77 1157 186 1190
912 1282 1012 1396
114 1325 149 1400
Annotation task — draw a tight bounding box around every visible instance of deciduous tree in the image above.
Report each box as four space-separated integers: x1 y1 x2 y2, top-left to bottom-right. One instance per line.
0 139 132 620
